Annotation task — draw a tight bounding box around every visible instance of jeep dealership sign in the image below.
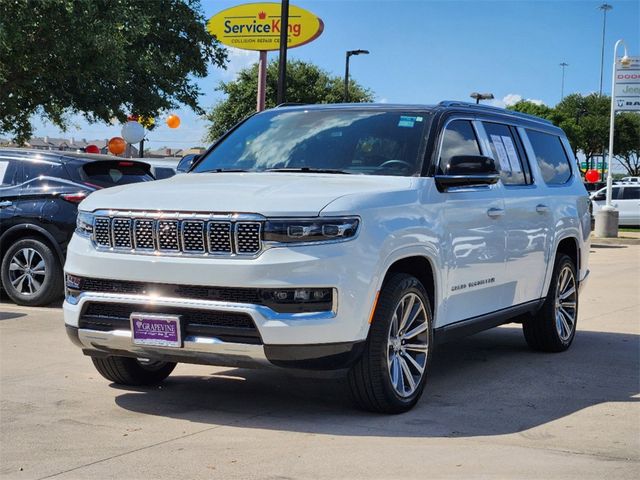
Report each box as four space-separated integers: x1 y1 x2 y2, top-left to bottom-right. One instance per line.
207 3 324 51
614 56 640 112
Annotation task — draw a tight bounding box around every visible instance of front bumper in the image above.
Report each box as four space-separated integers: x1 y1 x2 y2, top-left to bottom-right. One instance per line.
63 234 379 368
66 325 364 370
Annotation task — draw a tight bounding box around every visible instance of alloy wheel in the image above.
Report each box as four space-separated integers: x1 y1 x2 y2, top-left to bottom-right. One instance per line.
555 265 577 341
8 248 46 295
387 292 429 397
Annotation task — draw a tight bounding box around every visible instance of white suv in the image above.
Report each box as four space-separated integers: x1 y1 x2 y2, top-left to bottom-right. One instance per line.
64 103 591 413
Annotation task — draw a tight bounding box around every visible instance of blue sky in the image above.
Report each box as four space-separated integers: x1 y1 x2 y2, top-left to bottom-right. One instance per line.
31 0 640 149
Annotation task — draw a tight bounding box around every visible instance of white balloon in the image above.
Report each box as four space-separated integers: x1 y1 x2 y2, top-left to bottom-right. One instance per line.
121 121 145 144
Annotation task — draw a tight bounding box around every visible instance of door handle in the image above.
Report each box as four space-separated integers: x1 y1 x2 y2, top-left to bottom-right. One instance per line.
0 200 12 208
487 207 505 218
536 204 550 214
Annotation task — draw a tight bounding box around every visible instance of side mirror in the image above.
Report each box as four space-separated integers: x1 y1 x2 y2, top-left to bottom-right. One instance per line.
592 193 606 201
176 154 199 173
435 155 500 189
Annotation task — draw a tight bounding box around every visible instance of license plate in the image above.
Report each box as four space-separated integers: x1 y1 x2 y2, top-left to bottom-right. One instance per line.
130 313 182 348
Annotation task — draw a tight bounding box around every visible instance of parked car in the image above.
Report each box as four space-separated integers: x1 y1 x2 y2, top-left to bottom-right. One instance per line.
616 176 640 185
591 185 640 226
63 102 591 413
0 148 155 306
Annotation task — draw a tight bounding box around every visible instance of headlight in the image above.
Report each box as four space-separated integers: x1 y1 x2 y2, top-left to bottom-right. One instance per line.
263 217 359 244
75 211 94 238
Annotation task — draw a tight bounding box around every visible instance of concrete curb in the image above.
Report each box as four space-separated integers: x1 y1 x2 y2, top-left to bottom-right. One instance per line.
591 236 640 246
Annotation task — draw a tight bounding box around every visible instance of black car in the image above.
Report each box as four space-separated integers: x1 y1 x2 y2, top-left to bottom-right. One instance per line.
0 148 155 306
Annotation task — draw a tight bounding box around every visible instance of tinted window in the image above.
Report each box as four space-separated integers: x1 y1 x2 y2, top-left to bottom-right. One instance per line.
80 161 154 188
622 187 640 200
0 159 22 187
23 160 67 183
194 109 429 177
483 122 531 185
438 120 481 174
526 130 572 185
595 187 620 200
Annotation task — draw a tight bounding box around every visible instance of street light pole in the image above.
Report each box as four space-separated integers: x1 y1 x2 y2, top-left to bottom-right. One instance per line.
560 62 569 100
595 39 631 239
344 49 369 102
276 0 289 105
598 3 613 96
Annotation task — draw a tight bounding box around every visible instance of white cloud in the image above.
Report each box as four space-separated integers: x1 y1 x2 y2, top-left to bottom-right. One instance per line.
220 47 259 80
487 93 546 108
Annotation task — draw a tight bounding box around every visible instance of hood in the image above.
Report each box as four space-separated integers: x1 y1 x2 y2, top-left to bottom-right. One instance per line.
80 172 415 217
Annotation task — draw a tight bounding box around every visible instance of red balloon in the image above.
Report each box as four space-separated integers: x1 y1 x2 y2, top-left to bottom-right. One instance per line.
585 169 600 183
85 144 100 154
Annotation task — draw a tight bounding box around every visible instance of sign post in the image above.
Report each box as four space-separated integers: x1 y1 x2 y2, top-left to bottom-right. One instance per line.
207 3 324 112
596 39 636 238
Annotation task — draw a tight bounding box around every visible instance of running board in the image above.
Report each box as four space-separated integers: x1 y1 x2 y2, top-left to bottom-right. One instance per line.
434 299 544 345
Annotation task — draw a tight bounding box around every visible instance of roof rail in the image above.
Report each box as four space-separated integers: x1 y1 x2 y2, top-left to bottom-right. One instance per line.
437 100 553 125
275 102 306 108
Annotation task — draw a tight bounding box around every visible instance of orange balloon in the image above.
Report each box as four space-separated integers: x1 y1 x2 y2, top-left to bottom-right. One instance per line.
166 114 181 129
108 136 126 155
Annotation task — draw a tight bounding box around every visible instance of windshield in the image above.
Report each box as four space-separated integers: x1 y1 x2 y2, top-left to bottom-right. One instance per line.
193 109 430 176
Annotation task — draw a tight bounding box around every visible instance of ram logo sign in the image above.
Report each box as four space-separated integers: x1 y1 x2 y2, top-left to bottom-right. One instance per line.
207 3 324 51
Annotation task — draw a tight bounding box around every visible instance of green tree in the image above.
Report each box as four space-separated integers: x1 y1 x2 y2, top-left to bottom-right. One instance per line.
614 112 640 176
0 0 227 143
205 59 374 141
508 100 553 120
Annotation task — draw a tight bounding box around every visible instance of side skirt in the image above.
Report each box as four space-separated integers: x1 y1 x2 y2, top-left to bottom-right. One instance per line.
434 299 544 345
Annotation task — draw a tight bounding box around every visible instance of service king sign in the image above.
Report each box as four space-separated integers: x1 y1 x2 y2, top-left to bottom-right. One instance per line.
207 2 324 51
614 56 640 112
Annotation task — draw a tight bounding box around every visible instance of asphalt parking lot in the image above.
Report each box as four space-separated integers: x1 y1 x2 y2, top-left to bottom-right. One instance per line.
1 244 639 479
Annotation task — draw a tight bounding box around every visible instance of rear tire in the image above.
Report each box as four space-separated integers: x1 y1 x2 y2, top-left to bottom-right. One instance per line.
91 356 176 386
523 254 578 352
348 273 433 414
1 237 63 306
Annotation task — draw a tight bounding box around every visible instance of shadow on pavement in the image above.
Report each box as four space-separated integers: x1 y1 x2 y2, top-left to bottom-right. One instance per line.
113 326 639 438
0 311 27 321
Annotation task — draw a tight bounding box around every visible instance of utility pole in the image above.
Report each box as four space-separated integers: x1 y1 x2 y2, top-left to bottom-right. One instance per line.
276 0 289 105
344 49 369 102
598 3 613 95
560 62 569 100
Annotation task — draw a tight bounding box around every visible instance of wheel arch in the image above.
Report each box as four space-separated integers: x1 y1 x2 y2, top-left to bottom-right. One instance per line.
0 224 66 266
379 253 438 320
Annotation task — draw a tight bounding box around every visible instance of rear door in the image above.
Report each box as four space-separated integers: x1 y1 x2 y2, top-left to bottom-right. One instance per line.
477 120 551 305
437 118 508 326
0 157 24 230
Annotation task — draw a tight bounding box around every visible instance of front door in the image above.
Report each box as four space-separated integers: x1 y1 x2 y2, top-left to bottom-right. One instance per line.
436 119 508 326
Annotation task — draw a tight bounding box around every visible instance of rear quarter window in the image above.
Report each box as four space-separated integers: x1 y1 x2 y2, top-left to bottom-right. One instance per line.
526 130 572 185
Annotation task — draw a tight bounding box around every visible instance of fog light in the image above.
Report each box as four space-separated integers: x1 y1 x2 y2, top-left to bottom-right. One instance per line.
260 287 334 313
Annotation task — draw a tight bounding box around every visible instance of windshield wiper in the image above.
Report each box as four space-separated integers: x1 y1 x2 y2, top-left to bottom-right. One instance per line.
200 168 250 173
265 167 351 174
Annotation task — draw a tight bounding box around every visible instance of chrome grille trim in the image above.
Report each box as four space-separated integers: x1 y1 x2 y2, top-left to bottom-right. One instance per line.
90 211 264 257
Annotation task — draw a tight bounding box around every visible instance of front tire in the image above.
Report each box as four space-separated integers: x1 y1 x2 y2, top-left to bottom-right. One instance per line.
1 237 63 306
91 356 176 386
348 274 433 414
523 254 578 352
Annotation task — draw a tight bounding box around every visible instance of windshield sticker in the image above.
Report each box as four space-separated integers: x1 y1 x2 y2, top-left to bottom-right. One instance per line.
398 116 417 128
490 135 511 171
416 116 423 122
501 136 522 173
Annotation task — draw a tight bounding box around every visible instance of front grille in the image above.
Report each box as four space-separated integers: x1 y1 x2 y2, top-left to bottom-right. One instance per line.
236 222 262 253
92 213 262 256
158 220 179 251
79 302 262 344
